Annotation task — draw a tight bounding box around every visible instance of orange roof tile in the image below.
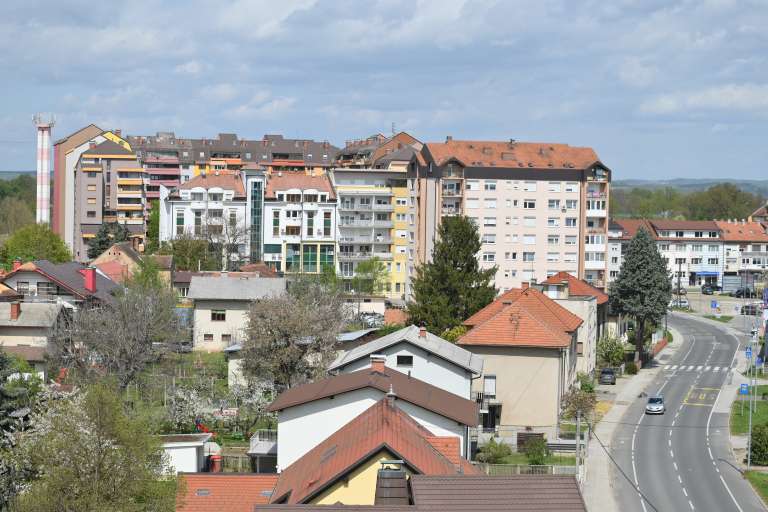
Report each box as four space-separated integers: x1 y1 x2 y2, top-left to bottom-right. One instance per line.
424 140 600 169
714 220 768 242
178 171 245 196
93 260 132 284
177 473 278 512
542 272 609 305
609 219 656 240
265 171 336 200
270 398 479 504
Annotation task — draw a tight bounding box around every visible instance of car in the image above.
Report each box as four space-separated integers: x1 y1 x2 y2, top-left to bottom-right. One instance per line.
645 396 665 415
731 288 758 298
672 286 687 296
701 285 715 295
669 298 690 309
599 368 616 385
741 303 764 316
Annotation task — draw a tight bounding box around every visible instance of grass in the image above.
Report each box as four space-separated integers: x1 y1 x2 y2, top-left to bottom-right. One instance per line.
497 452 576 466
704 314 734 323
745 471 768 503
730 398 768 435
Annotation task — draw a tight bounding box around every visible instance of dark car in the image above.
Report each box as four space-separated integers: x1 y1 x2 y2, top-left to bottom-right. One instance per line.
672 286 687 296
701 285 714 295
599 368 616 385
741 303 763 316
732 288 758 298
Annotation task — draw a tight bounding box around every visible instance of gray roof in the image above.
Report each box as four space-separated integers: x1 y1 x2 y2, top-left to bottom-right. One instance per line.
187 275 286 301
329 325 483 375
0 302 62 328
336 328 379 342
10 260 120 303
84 139 134 156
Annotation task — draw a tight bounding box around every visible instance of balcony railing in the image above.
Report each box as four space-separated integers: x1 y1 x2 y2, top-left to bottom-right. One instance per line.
340 204 372 211
442 189 462 197
372 204 394 211
338 252 393 261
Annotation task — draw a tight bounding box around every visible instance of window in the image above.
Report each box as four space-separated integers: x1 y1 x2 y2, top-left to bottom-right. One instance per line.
707 258 719 265
548 182 561 192
192 192 205 201
203 334 213 342
691 244 703 252
483 375 496 397
484 199 497 209
565 182 578 193
466 198 479 209
482 233 496 244
523 199 536 209
397 355 414 366
709 231 718 238
306 211 315 237
565 199 577 209
177 286 189 297
211 310 226 322
87 171 97 178
505 199 512 208
547 217 559 227
86 211 96 218
285 226 300 236
194 211 203 235
524 216 536 227
565 218 577 227
324 211 332 236
675 258 686 264
523 181 537 192
87 184 96 192
483 217 496 227
208 209 223 218
547 252 559 262
505 217 511 225
548 199 560 210
222 334 232 343
176 210 185 235
523 235 536 245
565 236 577 245
708 244 719 252
16 282 30 294
87 198 96 205
659 243 670 251
505 252 517 260
564 252 578 263
691 258 702 264
465 180 479 191
273 210 280 236
522 252 535 262
675 231 684 238
484 181 497 191
38 283 57 297
694 231 703 238
548 235 560 245
482 252 496 262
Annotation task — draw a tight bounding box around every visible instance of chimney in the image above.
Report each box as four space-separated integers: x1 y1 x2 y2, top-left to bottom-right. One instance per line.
386 384 397 405
89 142 96 149
370 354 386 373
10 301 21 321
419 326 427 338
374 460 409 505
12 259 22 271
83 267 97 293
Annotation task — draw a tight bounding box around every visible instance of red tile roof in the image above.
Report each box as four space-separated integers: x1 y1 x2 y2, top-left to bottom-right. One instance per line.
714 220 768 242
265 171 336 200
752 203 768 219
93 260 132 284
178 171 245 197
542 272 609 305
459 287 582 348
266 366 478 426
649 219 720 232
177 473 278 512
270 398 479 504
424 140 600 169
609 218 656 240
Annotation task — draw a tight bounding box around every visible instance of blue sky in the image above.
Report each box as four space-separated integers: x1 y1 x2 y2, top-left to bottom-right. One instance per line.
1 0 767 179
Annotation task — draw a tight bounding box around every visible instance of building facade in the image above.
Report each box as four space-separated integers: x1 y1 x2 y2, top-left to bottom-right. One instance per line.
716 220 768 291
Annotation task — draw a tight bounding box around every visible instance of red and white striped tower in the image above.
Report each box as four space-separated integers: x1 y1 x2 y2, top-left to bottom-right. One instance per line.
33 113 55 225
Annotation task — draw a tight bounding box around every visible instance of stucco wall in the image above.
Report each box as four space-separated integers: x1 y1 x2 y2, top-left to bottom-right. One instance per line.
163 445 204 474
553 297 597 375
193 299 249 352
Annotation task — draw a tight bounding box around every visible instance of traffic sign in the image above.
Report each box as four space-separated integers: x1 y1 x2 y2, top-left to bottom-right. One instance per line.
746 346 753 359
740 383 750 395
758 356 764 366
711 300 718 309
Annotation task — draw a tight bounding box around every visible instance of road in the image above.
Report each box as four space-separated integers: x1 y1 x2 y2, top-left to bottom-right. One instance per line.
611 313 765 512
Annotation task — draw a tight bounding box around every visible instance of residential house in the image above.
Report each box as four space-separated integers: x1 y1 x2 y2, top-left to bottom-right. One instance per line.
177 473 279 512
715 220 768 291
91 241 173 284
752 201 768 224
0 301 64 377
329 325 483 399
410 139 611 292
268 396 479 505
161 433 212 474
187 274 286 352
458 285 582 436
267 357 479 470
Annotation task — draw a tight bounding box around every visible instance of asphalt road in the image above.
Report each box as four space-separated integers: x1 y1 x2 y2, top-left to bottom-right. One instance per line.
611 314 765 512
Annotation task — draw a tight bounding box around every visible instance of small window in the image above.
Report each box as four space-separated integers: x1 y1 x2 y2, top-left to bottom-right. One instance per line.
203 334 213 342
397 355 413 366
211 310 226 322
222 334 232 343
483 375 496 397
86 211 96 218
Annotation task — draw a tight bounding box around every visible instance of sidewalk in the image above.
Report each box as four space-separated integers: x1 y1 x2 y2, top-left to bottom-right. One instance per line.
582 325 684 512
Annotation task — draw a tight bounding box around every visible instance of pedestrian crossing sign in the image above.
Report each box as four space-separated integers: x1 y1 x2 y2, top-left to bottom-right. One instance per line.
740 383 749 395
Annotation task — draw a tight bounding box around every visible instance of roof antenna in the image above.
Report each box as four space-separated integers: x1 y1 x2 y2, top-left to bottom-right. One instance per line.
391 122 396 135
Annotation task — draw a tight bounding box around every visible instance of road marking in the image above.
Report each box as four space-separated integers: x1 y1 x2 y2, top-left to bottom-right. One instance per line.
664 364 670 369
670 450 674 457
669 439 672 447
713 366 720 372
674 462 678 471
671 365 678 370
688 365 695 371
689 499 695 510
697 365 703 371
678 474 683 483
705 366 711 371
683 487 688 497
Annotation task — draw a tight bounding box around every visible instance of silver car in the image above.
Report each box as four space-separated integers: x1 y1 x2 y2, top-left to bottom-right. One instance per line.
645 396 665 415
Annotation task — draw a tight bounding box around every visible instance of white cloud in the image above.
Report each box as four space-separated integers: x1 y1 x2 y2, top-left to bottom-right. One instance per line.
618 57 658 88
199 83 240 102
175 60 202 75
639 83 768 114
227 92 296 119
216 0 317 39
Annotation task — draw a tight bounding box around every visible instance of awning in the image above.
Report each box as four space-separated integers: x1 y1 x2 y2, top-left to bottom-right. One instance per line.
695 271 719 277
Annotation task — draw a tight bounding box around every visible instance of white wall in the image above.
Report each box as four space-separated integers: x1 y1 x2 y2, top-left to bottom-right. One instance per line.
553 297 597 375
193 299 249 352
338 341 473 399
163 444 204 474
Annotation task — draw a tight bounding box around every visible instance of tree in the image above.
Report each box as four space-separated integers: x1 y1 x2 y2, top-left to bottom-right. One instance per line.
441 325 468 343
351 257 389 296
407 216 496 334
750 424 768 465
0 223 71 268
561 387 597 420
475 438 512 464
686 183 763 221
596 335 626 367
241 275 349 391
11 383 177 512
609 228 672 358
522 436 549 466
159 233 217 271
0 197 35 236
50 283 181 389
202 214 250 271
87 222 130 259
145 200 160 254
128 256 164 291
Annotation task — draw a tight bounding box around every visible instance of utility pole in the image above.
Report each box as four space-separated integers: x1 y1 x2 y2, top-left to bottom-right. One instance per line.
576 409 582 479
677 259 683 305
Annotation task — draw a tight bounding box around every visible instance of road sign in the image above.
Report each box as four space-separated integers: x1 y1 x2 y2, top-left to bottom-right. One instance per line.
746 346 753 359
758 356 764 366
740 383 750 395
711 300 718 309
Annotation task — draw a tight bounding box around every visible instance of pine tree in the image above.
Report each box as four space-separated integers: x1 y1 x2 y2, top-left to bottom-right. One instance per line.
407 216 497 335
87 222 130 259
609 228 672 358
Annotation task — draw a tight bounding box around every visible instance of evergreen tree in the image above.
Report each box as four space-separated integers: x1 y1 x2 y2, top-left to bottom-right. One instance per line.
0 224 71 268
609 228 672 358
145 200 160 254
87 222 130 259
407 216 496 335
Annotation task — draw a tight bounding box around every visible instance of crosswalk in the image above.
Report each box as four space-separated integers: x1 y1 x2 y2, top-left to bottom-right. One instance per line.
663 364 731 373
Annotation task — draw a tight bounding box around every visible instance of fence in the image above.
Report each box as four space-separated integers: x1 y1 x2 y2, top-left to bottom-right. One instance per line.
475 463 578 476
221 453 252 473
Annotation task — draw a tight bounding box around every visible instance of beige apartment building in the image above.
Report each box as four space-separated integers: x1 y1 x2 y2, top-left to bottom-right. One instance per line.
408 139 611 292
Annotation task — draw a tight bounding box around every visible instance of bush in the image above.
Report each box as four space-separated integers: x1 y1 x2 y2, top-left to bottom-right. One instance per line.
577 372 595 393
751 424 768 465
475 438 512 464
523 436 549 466
597 335 626 367
625 362 638 375
665 330 673 344
441 325 468 343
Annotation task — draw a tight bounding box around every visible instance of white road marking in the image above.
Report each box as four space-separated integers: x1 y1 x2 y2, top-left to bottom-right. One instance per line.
705 366 711 371
687 365 695 371
665 364 671 369
713 366 720 372
674 462 678 471
678 474 683 483
683 487 688 497
671 365 678 370
689 499 695 510
696 365 703 371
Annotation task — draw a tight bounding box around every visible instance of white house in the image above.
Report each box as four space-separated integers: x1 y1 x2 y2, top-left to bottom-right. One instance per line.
266 357 479 470
187 274 286 352
160 433 212 474
329 325 483 399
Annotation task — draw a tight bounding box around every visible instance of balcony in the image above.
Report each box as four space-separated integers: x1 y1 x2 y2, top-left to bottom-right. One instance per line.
441 189 463 197
117 178 143 186
339 234 392 244
339 219 393 228
586 209 607 218
584 260 606 271
372 203 394 211
340 204 372 211
248 429 277 457
338 252 393 261
585 278 606 289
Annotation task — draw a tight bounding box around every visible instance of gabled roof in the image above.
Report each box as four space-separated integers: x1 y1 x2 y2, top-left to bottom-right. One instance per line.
0 302 62 328
423 140 601 170
267 365 478 426
270 398 479 504
178 473 278 512
752 203 768 218
329 325 483 375
187 275 286 301
177 171 246 197
714 220 768 243
459 287 582 348
82 139 134 157
649 219 720 232
3 260 119 303
608 218 656 241
542 272 609 305
265 171 336 200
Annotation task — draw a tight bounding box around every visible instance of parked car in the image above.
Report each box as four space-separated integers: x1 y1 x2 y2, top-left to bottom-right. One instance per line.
741 303 764 316
669 298 690 309
645 395 665 415
672 286 687 296
599 368 616 385
731 288 758 298
701 285 715 295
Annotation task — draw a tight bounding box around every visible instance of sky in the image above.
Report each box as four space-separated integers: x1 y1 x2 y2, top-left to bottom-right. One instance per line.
1 0 767 179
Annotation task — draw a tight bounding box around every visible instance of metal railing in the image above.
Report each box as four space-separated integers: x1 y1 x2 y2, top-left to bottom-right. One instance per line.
474 464 578 476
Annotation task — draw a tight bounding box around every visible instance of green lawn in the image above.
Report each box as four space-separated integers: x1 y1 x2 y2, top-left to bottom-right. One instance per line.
703 315 733 323
745 471 768 503
731 399 768 435
498 452 576 466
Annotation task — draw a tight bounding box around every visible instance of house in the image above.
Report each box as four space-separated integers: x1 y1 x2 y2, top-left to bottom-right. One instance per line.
187 274 286 352
1 260 119 306
177 473 279 512
92 241 174 284
0 301 64 377
715 220 768 291
329 325 483 399
752 201 768 224
267 357 479 470
161 433 212 474
542 271 610 374
268 396 479 505
458 285 581 436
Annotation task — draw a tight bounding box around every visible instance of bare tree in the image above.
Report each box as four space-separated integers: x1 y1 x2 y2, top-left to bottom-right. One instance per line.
240 276 349 391
203 214 250 271
50 284 181 389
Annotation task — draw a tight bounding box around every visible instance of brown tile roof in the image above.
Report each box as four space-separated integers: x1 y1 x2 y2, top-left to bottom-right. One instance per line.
270 398 479 504
424 140 600 169
256 506 414 511
751 203 768 218
384 308 408 325
649 219 720 232
408 475 587 511
177 473 278 512
0 282 22 301
266 366 478 426
178 171 245 197
0 345 47 362
239 262 280 277
542 272 609 305
714 220 768 242
609 219 656 240
93 260 132 284
459 287 582 348
265 171 336 200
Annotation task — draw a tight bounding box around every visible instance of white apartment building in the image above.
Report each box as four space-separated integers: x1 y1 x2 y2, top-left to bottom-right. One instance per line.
410 139 611 292
716 220 768 291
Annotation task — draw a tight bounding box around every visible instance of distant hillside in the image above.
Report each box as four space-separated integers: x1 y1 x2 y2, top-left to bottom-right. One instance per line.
613 179 768 198
0 171 35 181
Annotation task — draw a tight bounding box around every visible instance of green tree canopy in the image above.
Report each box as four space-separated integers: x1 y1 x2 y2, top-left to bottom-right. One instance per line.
87 222 130 259
0 197 35 236
145 200 160 254
158 234 218 271
609 228 672 356
351 257 389 296
0 223 71 268
407 216 496 334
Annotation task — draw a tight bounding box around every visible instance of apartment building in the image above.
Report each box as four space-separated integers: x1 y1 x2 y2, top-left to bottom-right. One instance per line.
716 220 768 290
410 139 611 292
262 172 337 273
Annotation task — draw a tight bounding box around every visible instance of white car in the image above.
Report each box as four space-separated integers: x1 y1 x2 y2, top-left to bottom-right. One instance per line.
645 396 665 415
669 298 690 309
